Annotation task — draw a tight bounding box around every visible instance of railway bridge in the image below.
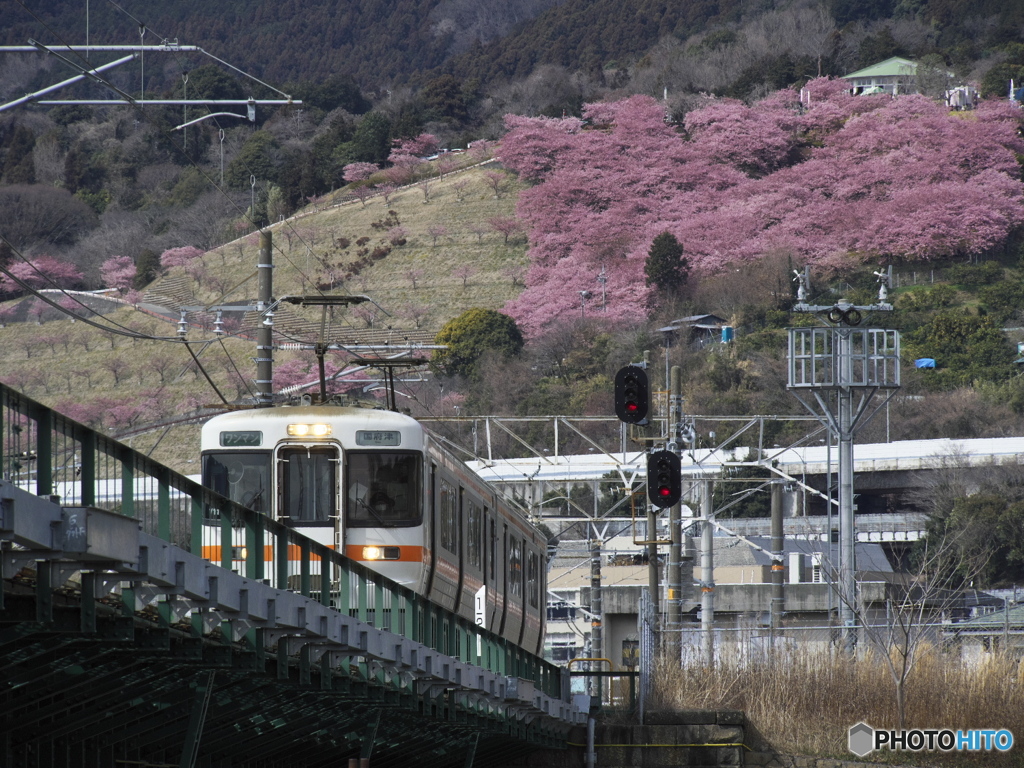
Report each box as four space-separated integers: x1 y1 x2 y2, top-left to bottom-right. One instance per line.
0 382 586 768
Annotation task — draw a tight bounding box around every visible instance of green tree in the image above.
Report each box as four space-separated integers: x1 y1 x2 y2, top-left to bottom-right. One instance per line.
174 64 244 101
345 112 392 166
924 493 1024 587
981 43 1024 97
423 74 468 124
432 308 525 379
134 249 161 289
645 232 689 295
903 310 1014 388
2 125 36 184
226 130 280 189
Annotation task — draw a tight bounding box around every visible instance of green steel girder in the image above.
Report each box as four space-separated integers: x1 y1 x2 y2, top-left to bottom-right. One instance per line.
1 496 575 766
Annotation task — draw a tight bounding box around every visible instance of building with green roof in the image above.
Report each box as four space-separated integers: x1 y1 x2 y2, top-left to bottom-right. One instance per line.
842 56 919 95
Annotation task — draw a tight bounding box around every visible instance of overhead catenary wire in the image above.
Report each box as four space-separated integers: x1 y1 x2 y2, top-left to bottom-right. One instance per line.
0 6 368 405
8 1 331 296
2 4 452 419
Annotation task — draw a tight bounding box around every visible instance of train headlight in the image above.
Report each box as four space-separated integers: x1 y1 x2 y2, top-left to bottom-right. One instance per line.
361 546 400 561
287 423 332 437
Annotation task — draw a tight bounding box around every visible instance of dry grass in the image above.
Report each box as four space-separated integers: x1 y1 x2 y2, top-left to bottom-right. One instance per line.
650 645 1024 765
158 163 530 334
0 163 531 474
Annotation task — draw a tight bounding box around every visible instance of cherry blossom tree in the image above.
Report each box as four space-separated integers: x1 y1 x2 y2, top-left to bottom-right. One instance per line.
0 255 82 294
482 169 508 197
100 255 136 294
405 268 425 289
498 86 1024 336
391 133 439 158
160 246 204 270
427 224 449 246
453 265 476 288
488 216 524 245
388 225 408 246
348 184 375 207
343 162 379 183
399 302 430 328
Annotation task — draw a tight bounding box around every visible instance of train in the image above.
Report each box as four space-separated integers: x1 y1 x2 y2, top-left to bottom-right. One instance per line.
199 402 546 654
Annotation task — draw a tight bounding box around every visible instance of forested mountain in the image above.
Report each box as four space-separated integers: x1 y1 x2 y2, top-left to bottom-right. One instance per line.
0 0 560 89
3 0 1022 96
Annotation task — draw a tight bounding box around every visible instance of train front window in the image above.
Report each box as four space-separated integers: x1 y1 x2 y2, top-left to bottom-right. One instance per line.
202 452 272 514
346 451 421 527
280 447 337 525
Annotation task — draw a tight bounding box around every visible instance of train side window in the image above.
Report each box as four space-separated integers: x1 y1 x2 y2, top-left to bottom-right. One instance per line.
527 551 539 608
346 451 422 527
509 538 522 597
437 479 458 552
489 519 496 581
280 447 336 525
467 502 482 569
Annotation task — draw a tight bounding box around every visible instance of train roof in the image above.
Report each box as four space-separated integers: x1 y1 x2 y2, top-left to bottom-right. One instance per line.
203 405 419 428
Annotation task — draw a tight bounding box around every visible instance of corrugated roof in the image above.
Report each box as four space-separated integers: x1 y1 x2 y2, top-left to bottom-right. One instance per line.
714 536 893 572
948 604 1024 632
843 57 917 80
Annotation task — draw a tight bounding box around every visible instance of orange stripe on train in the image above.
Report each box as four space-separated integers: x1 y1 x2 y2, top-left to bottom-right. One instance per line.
201 544 335 562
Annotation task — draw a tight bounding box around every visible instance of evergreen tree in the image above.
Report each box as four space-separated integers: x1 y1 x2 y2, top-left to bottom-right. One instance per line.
432 308 524 379
645 232 689 295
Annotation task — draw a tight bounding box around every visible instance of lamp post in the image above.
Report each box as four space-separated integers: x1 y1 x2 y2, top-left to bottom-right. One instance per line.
578 290 592 318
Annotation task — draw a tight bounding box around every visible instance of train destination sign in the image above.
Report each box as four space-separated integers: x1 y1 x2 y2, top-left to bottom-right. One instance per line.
356 430 401 446
219 431 263 447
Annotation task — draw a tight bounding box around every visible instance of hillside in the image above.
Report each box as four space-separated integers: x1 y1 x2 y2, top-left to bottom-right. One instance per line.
0 162 528 473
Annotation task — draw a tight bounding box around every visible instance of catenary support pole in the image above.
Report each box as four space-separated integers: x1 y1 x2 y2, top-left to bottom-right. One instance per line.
701 479 714 666
668 365 683 657
838 328 856 652
256 230 274 406
770 480 784 650
590 534 603 670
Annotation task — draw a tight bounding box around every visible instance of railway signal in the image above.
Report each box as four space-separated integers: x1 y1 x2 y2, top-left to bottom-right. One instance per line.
647 449 681 508
614 365 649 424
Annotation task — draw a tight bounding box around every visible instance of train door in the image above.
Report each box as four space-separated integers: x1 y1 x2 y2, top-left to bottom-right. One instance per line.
504 530 524 643
522 542 542 653
277 445 340 593
461 497 485 625
428 472 459 611
487 514 504 633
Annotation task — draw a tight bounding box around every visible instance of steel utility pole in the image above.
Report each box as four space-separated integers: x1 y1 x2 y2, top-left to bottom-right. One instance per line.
788 267 900 653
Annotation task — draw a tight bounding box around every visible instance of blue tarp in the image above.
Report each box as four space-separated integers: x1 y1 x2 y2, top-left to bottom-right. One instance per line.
915 358 936 369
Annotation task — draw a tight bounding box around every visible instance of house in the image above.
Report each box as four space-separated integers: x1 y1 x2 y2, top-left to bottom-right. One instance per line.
843 57 919 96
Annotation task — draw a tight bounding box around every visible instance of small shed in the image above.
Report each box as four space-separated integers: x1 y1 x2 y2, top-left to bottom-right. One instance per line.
657 314 728 347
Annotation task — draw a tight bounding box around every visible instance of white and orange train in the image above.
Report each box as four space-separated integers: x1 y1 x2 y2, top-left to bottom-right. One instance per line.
199 403 546 655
